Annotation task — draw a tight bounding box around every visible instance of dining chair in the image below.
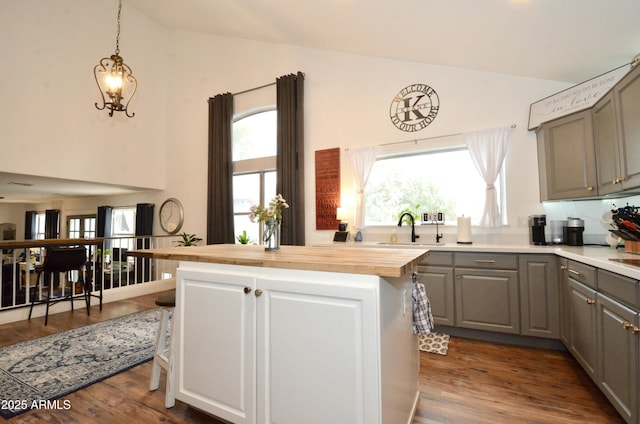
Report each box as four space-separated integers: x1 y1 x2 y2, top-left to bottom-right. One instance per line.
28 246 90 325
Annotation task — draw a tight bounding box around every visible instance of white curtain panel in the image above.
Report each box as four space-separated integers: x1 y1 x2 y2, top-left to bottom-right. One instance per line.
464 126 512 228
348 146 380 229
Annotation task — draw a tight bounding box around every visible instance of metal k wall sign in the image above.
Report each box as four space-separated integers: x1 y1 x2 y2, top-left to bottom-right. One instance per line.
389 84 439 132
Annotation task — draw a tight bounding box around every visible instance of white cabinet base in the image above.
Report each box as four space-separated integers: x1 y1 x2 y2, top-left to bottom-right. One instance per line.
174 262 419 424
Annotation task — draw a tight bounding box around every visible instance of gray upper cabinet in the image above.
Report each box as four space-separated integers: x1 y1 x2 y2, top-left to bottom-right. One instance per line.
536 110 597 200
615 64 640 192
593 91 623 195
536 64 640 200
594 64 640 195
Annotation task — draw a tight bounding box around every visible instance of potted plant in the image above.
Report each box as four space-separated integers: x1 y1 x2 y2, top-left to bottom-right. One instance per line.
236 230 254 245
175 232 202 247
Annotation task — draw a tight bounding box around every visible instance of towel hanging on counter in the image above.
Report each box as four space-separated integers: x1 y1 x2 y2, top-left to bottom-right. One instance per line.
412 272 434 335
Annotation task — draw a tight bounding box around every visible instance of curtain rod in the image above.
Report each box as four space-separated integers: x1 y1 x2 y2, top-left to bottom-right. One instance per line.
344 124 516 151
381 124 517 148
233 81 276 96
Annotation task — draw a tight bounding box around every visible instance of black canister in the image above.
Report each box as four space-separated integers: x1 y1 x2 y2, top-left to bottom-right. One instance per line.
563 218 584 246
529 215 546 245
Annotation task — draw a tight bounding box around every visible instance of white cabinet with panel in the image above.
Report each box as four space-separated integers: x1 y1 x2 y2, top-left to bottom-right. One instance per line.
173 261 419 424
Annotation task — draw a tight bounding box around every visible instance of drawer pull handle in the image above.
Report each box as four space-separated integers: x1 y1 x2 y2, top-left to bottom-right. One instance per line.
568 269 582 276
475 259 496 264
623 322 634 330
243 287 252 295
586 298 595 305
633 326 640 335
255 289 263 297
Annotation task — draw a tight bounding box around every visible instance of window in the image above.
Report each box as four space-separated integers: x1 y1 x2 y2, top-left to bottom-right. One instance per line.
364 146 505 226
111 207 136 250
34 213 45 240
67 215 96 239
232 109 277 244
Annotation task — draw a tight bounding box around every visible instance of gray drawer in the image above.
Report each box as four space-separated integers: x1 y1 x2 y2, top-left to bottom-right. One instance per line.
566 260 597 289
419 251 453 266
454 252 517 269
597 269 639 310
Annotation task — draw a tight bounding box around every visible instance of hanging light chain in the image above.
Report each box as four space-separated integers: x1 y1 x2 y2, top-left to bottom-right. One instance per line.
114 0 122 55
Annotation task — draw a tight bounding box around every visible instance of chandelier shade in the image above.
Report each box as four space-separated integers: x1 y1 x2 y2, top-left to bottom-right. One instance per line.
94 0 136 118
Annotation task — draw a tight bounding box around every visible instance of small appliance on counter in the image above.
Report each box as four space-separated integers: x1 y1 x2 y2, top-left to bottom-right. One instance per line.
563 218 585 246
529 215 546 245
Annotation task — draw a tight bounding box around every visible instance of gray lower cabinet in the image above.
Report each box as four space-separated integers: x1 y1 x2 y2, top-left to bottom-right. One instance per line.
596 269 640 424
417 252 454 326
454 253 519 334
596 293 638 424
567 276 598 381
518 254 559 338
558 258 571 346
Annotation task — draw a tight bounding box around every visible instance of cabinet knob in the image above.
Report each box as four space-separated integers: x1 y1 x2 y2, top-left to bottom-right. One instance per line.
255 289 263 297
244 287 252 295
623 322 633 330
586 298 595 305
560 265 567 271
633 326 640 335
587 186 594 191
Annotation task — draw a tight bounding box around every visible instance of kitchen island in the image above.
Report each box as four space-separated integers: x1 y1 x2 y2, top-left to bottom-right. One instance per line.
131 244 428 424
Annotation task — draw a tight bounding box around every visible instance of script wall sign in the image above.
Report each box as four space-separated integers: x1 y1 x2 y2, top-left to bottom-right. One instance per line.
315 148 341 230
528 64 630 130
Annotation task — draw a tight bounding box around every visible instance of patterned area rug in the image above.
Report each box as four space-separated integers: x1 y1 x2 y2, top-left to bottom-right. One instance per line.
419 332 450 355
0 308 161 418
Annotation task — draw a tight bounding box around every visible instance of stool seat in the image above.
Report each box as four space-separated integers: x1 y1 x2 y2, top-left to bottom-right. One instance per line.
155 292 175 307
150 291 176 408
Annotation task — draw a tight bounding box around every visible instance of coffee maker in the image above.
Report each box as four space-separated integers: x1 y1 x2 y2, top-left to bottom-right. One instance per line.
529 215 547 245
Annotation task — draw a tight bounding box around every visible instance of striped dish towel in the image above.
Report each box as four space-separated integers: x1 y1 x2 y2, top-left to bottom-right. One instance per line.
412 273 434 335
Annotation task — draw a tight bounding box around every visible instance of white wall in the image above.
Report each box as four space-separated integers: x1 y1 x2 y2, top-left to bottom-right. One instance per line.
163 30 576 244
1 1 629 246
0 0 168 190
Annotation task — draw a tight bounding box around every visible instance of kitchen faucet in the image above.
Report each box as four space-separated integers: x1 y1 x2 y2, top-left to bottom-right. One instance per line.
397 213 420 242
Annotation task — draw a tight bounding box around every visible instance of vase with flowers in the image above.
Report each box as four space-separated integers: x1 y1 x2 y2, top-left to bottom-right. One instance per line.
249 194 289 251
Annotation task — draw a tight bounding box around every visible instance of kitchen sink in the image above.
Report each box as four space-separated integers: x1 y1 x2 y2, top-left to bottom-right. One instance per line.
609 258 640 267
376 242 445 247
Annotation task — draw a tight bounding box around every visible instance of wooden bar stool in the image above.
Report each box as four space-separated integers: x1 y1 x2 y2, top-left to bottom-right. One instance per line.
149 291 176 408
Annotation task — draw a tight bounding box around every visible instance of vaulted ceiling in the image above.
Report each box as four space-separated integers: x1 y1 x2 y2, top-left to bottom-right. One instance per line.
3 0 639 203
127 0 640 83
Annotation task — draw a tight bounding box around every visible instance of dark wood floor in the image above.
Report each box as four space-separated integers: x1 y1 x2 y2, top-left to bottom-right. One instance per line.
0 292 625 424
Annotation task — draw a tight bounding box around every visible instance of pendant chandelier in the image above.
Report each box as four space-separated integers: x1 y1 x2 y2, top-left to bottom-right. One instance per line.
94 0 137 118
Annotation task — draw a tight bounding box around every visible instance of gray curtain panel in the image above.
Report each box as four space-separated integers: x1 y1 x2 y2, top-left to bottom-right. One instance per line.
207 93 235 244
276 72 305 246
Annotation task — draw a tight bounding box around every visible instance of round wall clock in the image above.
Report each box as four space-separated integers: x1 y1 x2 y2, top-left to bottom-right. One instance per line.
159 198 184 235
389 83 440 132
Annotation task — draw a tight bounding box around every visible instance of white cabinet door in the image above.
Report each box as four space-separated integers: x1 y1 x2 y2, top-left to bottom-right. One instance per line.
176 269 256 424
255 276 379 424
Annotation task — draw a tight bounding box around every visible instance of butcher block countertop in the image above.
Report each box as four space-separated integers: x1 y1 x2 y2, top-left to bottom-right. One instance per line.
129 244 428 278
